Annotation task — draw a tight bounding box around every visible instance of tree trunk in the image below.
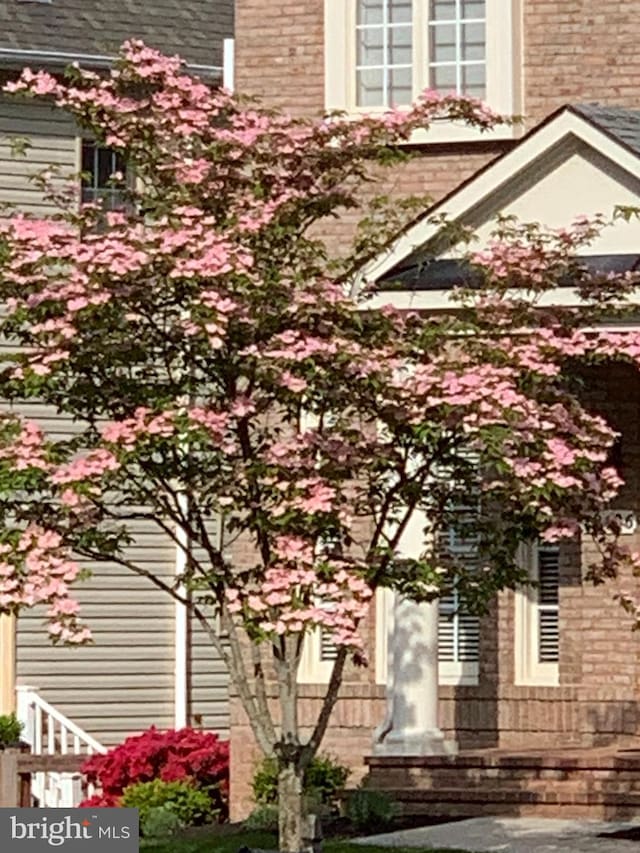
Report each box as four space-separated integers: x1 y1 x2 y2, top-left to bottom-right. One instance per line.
278 762 305 853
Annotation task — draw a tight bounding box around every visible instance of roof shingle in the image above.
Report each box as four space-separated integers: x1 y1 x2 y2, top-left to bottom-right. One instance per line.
571 102 640 157
0 0 233 71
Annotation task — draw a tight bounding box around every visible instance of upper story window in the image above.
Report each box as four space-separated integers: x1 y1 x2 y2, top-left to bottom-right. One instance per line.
356 0 414 107
356 0 486 108
326 0 519 142
428 0 486 100
81 141 129 211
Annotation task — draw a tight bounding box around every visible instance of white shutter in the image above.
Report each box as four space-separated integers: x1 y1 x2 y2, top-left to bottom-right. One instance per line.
438 590 480 664
433 455 481 676
319 625 339 661
537 544 559 663
436 515 480 669
438 591 457 662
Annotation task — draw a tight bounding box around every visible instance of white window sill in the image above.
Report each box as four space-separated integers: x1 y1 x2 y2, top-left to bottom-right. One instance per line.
329 109 520 145
439 663 479 686
514 667 559 688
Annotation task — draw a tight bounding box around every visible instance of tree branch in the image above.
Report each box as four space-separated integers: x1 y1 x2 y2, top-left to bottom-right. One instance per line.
304 646 347 764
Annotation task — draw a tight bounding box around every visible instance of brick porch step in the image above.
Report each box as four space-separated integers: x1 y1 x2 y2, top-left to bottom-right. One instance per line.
364 749 640 820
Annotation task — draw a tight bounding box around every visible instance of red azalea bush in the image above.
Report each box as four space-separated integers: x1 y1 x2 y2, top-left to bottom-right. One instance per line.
78 726 229 819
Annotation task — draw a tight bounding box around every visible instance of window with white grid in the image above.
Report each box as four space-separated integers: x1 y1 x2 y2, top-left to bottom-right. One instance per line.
325 0 519 142
428 0 486 99
355 1 486 107
356 0 413 107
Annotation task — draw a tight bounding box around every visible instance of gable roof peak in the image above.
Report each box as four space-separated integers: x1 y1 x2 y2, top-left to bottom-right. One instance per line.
569 102 640 156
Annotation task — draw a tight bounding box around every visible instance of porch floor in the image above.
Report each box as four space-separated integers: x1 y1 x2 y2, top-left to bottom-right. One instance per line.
365 747 640 820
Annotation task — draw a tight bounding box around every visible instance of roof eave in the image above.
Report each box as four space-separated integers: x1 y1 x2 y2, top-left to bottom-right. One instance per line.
0 47 222 78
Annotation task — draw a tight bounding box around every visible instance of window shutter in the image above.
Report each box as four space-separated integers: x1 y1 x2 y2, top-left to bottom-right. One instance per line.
437 591 457 662
436 517 480 665
319 626 339 661
458 611 480 661
438 590 479 664
433 452 482 667
537 544 559 663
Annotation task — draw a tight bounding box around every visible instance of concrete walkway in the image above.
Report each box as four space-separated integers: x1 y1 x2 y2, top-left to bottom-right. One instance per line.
352 816 640 852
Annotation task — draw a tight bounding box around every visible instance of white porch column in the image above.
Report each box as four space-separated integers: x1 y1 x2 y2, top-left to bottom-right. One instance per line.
373 509 457 756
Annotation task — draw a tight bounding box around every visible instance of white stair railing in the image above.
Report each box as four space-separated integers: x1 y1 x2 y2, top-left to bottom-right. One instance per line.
16 685 107 807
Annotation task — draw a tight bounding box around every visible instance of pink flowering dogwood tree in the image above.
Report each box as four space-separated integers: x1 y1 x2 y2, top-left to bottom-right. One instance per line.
1 42 640 851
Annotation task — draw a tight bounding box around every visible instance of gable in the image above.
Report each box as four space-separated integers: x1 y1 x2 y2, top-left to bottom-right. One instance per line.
361 106 640 306
472 138 640 255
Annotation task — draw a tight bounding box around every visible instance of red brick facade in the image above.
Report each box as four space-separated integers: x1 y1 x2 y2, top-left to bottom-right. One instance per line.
229 0 640 819
366 749 640 819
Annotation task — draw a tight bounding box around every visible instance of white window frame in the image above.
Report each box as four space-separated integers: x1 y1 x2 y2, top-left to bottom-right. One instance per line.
298 625 339 684
324 0 521 143
514 542 559 686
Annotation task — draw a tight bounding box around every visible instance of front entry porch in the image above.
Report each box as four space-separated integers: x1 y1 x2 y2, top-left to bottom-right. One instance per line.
366 747 640 820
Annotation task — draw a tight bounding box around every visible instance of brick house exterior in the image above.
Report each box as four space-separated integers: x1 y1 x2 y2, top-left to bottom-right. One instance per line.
229 0 640 819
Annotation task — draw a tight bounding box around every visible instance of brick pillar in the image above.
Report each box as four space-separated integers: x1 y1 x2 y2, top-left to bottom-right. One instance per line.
0 749 19 807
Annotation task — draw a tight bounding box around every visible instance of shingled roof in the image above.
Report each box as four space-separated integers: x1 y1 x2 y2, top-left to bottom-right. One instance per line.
570 103 640 157
0 0 233 73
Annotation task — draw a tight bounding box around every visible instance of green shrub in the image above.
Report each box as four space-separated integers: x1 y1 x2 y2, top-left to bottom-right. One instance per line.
305 754 350 806
346 787 399 833
0 713 23 749
140 805 184 839
243 804 279 832
121 779 214 831
252 754 349 812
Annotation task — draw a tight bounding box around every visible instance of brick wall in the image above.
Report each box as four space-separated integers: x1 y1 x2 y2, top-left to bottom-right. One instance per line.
523 1 640 124
235 0 324 116
228 0 640 819
366 749 640 820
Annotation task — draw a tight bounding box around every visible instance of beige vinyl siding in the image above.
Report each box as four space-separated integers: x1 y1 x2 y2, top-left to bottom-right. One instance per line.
17 559 177 746
189 516 229 736
4 100 230 745
12 400 230 744
12 402 178 745
189 612 229 736
0 97 78 215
